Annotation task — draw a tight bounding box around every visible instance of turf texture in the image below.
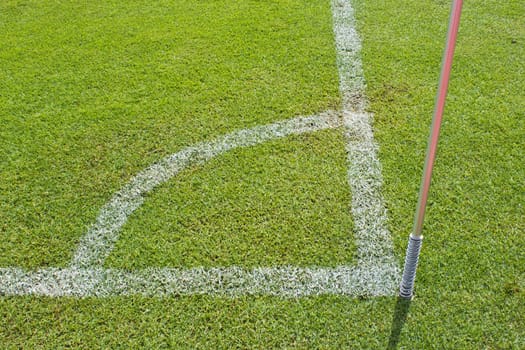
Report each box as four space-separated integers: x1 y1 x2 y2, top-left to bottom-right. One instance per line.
1 0 523 348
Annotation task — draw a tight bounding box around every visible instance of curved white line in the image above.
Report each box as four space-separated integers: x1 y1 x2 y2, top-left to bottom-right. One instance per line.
70 111 343 268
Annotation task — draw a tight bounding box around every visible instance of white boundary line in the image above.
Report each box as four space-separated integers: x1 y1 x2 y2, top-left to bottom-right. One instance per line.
0 263 400 298
333 0 398 270
0 0 399 297
332 0 367 112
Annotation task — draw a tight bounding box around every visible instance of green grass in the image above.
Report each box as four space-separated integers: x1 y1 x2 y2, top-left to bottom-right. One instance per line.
0 0 339 269
1 0 524 348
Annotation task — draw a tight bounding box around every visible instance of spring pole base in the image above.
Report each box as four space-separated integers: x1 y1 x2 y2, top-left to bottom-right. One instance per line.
399 234 423 299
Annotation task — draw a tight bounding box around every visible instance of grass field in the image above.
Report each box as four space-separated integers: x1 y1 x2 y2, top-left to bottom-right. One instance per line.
1 0 524 348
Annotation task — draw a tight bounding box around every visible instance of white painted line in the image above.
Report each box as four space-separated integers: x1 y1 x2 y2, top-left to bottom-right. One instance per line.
0 266 399 297
344 111 399 269
332 0 367 112
333 0 399 273
0 0 400 297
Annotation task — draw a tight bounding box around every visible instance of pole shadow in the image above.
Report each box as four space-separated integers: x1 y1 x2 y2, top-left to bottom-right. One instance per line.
386 296 412 349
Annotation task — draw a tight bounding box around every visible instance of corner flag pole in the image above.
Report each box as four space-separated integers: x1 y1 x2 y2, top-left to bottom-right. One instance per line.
399 0 464 298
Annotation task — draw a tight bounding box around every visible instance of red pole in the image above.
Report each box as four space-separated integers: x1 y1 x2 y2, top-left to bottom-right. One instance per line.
400 0 464 298
413 0 464 238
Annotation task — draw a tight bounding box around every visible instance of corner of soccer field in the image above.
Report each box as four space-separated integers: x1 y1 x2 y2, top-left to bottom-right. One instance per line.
1 0 523 348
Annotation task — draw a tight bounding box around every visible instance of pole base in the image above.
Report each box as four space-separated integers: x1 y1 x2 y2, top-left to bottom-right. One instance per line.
399 234 423 299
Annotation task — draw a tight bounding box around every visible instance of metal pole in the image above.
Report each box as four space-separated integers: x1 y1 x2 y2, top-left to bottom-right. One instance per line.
399 0 464 299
